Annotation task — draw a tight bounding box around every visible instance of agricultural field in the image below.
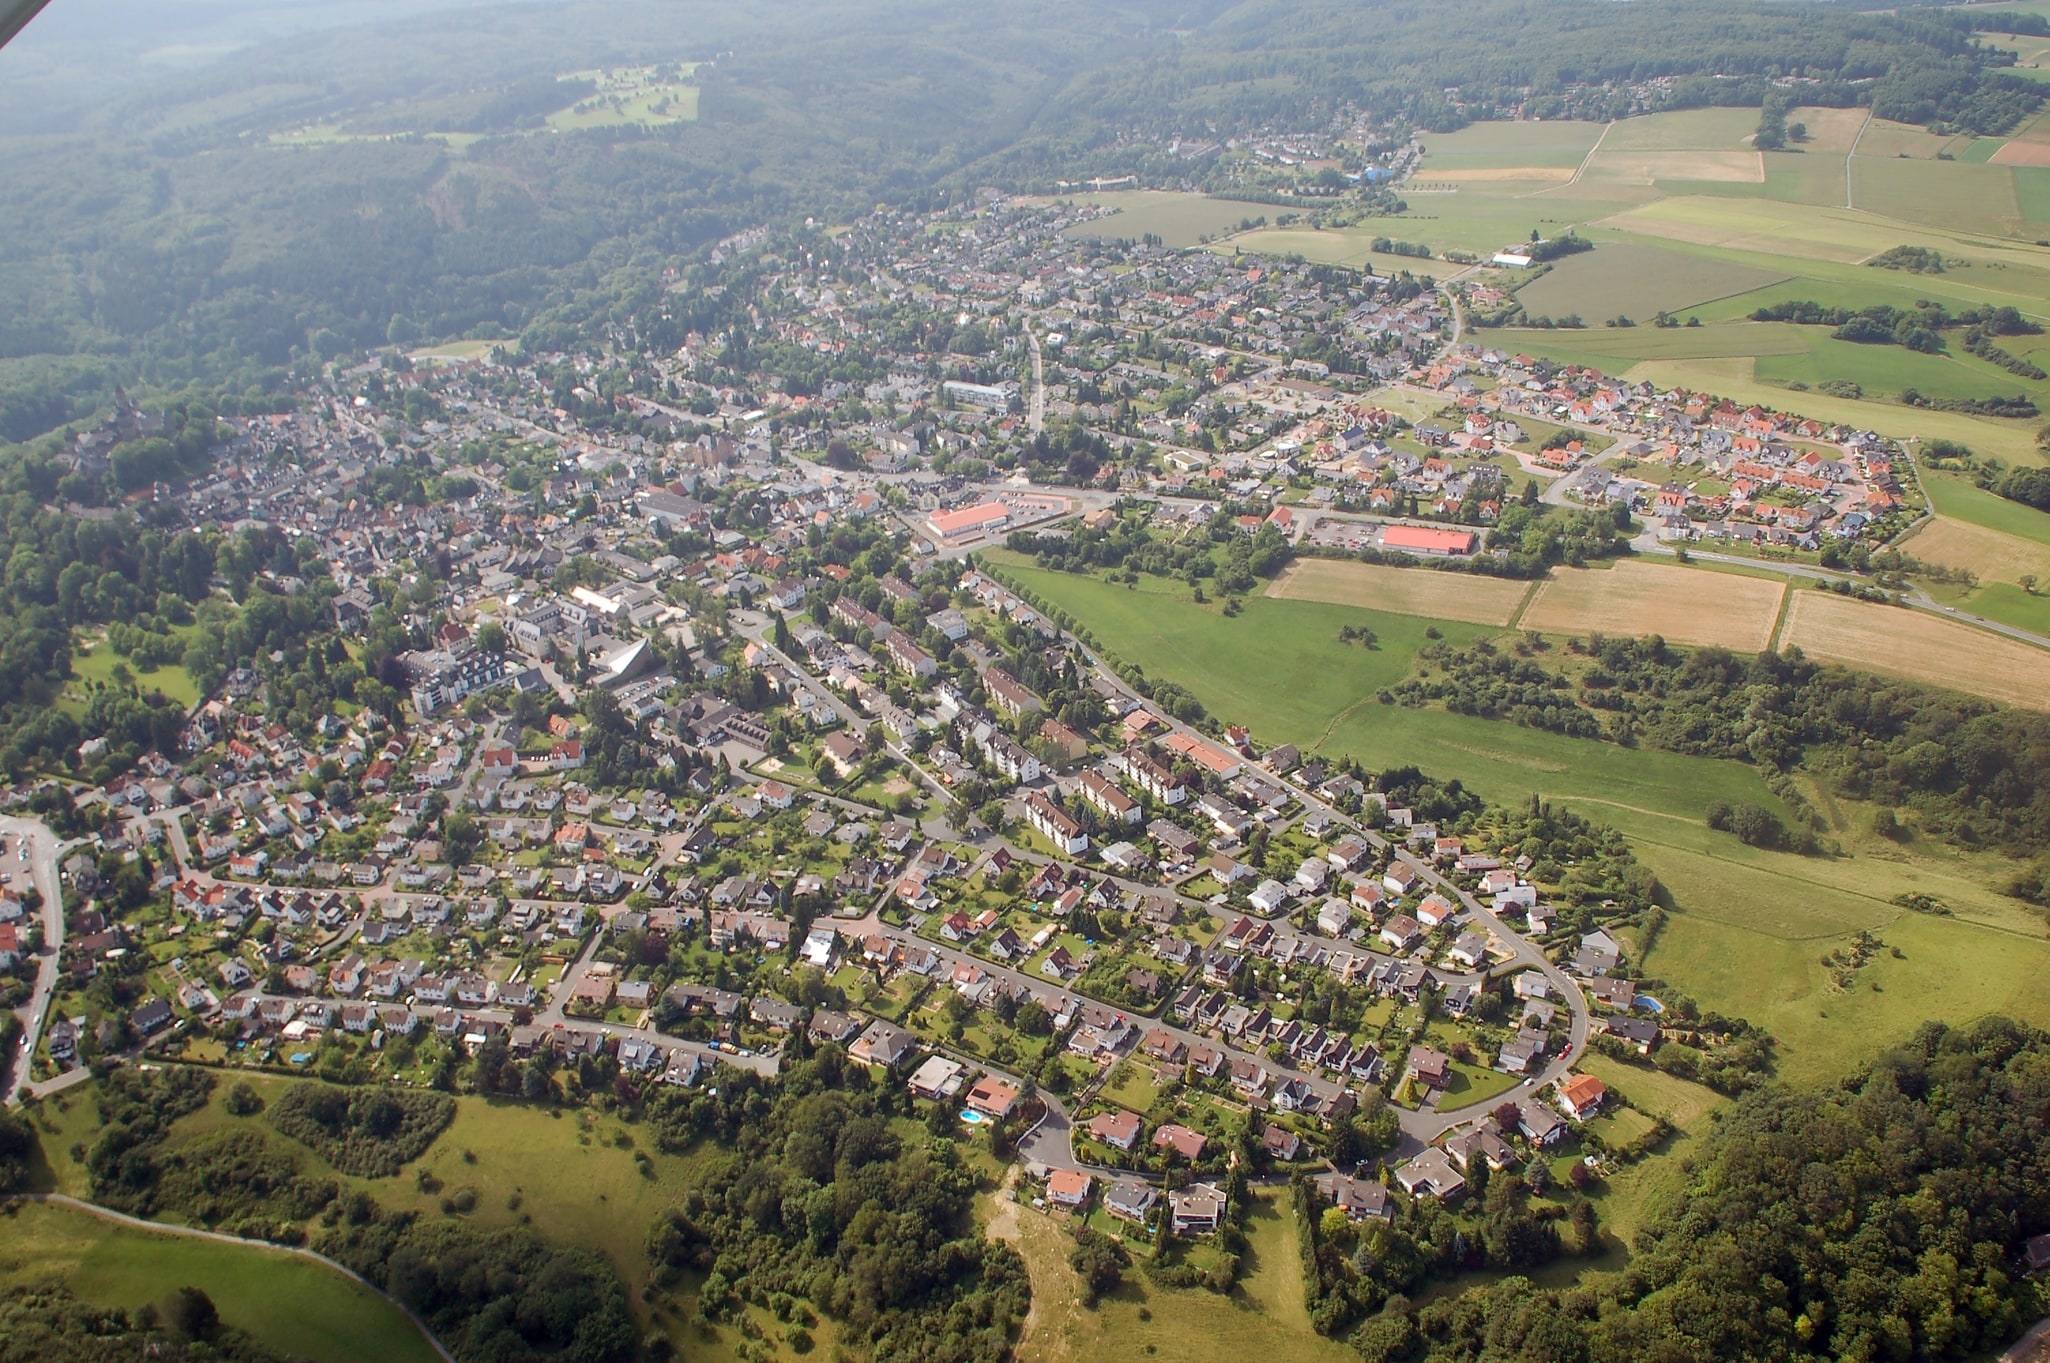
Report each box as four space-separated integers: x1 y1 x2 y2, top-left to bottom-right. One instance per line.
1407 120 1606 186
1900 514 2050 588
1922 471 2050 539
1060 192 1284 248
1519 560 1786 651
1221 102 2050 465
1264 557 1532 625
1513 242 1788 323
1778 587 2050 709
0 1200 439 1363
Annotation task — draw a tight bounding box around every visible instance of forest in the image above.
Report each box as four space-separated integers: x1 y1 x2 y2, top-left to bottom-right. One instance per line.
641 1044 1029 1363
0 0 2036 442
1391 632 2050 863
1354 1018 2050 1363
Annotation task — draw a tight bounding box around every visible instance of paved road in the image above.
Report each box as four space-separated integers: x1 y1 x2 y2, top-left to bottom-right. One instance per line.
2 816 67 1107
4 1193 456 1363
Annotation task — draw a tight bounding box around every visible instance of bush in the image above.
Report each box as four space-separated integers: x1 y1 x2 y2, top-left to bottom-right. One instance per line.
269 1083 455 1178
1705 800 1788 849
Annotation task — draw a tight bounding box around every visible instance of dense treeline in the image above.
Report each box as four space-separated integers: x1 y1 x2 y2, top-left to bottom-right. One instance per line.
1748 298 2040 375
321 1213 638 1363
1395 632 2050 859
1355 1018 2050 1363
641 1044 1029 1363
268 1083 455 1178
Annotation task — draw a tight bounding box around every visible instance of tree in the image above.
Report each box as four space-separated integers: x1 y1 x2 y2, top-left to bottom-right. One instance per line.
1069 1227 1128 1306
442 810 481 865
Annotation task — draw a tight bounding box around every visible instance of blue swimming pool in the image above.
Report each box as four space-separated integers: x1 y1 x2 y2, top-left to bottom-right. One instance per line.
959 1108 986 1124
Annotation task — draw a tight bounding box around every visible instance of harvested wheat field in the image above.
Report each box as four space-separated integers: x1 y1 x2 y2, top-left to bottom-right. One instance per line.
1780 589 2050 710
1266 558 1529 625
1586 149 1764 184
1902 516 2050 585
1519 560 1785 650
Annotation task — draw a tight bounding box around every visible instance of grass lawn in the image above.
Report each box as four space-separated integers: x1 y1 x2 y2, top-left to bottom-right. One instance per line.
0 1200 439 1363
70 633 202 708
1098 1061 1168 1114
1586 1107 1660 1149
1440 1061 1521 1107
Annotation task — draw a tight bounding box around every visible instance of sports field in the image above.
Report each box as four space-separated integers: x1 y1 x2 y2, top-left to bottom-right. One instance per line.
1264 557 1531 625
1779 588 2050 709
1519 560 1786 651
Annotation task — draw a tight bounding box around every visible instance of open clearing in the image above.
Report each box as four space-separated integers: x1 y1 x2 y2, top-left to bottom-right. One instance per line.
1514 242 1788 322
1060 192 1279 247
1519 560 1785 650
999 1190 1354 1363
0 1200 438 1363
1265 558 1529 625
1780 588 2050 709
1901 515 2050 586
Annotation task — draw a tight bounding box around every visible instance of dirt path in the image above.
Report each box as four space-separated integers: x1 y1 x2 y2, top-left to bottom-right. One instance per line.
5 1193 455 1363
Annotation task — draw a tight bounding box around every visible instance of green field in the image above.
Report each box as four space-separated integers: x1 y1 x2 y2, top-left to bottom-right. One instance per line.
42 1071 716 1294
1514 242 1788 322
0 1200 439 1363
69 632 201 709
1061 192 1289 247
1411 120 1608 170
1922 471 2050 540
1598 107 1762 152
547 65 700 131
